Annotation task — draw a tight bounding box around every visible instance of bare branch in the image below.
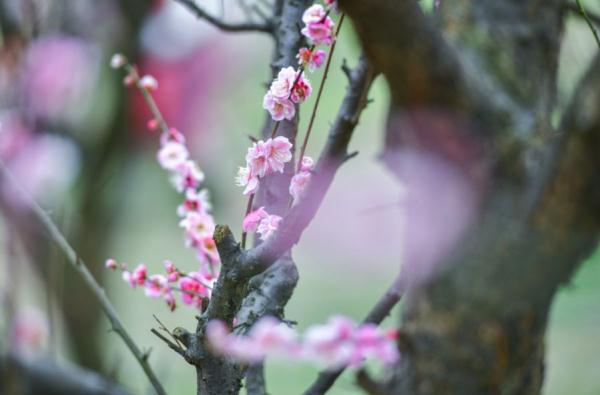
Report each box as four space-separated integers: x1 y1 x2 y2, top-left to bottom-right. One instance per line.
151 329 187 359
1 353 130 395
567 1 600 47
0 160 167 395
174 0 273 33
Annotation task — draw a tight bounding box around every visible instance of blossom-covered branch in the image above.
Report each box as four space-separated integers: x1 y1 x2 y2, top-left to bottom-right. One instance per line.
304 275 403 395
206 315 399 369
0 160 167 395
108 55 219 312
234 54 376 279
174 0 275 33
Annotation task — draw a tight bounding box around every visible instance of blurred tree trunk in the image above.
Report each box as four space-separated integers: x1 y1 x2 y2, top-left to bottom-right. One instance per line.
340 1 600 394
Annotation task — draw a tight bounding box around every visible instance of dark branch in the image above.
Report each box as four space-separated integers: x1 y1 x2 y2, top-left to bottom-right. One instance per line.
355 369 391 395
338 0 469 109
1 353 130 395
174 0 274 33
0 160 167 395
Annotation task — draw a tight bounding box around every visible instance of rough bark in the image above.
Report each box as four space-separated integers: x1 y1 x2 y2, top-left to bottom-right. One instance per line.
338 1 600 394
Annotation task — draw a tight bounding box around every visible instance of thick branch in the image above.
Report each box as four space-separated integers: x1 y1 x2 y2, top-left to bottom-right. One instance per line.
1 353 130 395
337 0 468 109
174 0 273 33
0 161 167 395
387 54 600 395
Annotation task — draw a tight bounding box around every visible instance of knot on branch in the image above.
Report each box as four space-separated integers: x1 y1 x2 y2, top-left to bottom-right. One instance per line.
214 225 241 267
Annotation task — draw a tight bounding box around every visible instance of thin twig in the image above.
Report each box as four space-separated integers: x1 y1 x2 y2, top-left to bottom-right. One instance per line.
574 0 600 48
241 192 255 249
151 329 186 358
297 13 346 172
0 160 167 395
174 0 273 33
153 315 184 349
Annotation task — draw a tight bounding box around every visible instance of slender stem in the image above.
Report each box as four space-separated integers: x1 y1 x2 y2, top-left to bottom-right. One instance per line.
174 0 273 33
268 9 333 140
575 0 600 48
269 121 281 138
124 65 169 134
297 14 345 172
0 160 168 395
241 193 255 249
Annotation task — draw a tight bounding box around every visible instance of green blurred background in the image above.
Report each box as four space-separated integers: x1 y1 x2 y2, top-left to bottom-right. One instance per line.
0 0 598 394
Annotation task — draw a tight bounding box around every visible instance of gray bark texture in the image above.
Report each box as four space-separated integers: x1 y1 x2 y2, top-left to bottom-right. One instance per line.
162 1 600 394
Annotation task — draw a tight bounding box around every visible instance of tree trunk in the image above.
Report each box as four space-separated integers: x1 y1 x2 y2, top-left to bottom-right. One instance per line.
338 0 600 394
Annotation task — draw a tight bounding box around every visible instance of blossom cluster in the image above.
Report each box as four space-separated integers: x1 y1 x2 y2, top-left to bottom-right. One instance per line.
262 2 336 122
107 54 219 310
242 207 282 241
236 136 293 195
300 4 335 46
289 155 314 204
206 315 399 369
263 67 312 121
106 259 215 311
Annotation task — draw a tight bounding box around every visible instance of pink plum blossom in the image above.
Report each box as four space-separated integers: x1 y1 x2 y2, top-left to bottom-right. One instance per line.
122 264 147 288
239 136 293 193
139 75 159 91
263 92 296 121
144 274 168 298
197 235 220 265
257 214 283 241
164 260 180 282
235 166 260 195
10 309 48 355
301 5 335 45
262 66 312 120
180 272 212 308
24 35 100 122
110 53 127 69
206 317 297 363
290 76 312 104
171 160 205 192
302 4 327 24
157 141 189 170
245 140 271 178
243 207 269 233
289 171 311 204
206 316 399 369
269 66 297 99
297 48 327 72
164 292 177 311
265 136 293 173
177 189 211 217
299 155 315 172
2 133 80 207
180 211 216 246
105 259 118 270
